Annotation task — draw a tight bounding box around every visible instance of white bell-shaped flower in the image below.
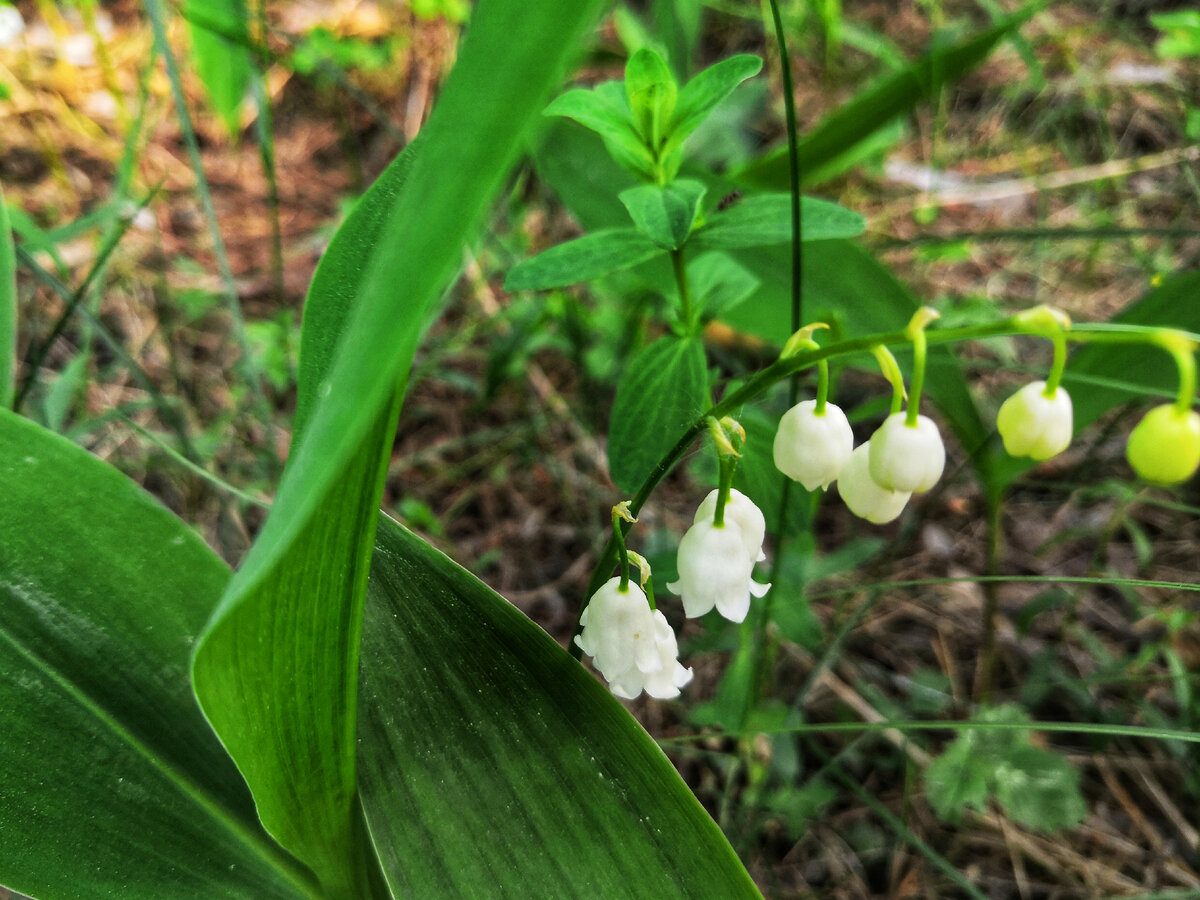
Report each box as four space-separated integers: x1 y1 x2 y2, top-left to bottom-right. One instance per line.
693 488 767 562
837 441 911 524
575 577 693 700
868 412 945 493
667 519 770 623
773 399 855 491
996 381 1073 461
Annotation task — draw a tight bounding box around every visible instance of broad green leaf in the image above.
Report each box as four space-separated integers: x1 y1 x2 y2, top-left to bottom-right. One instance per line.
186 0 253 136
545 82 658 181
609 335 709 494
619 179 706 250
295 137 420 434
504 227 666 291
544 85 649 160
191 1 608 896
690 194 865 250
1151 11 1200 59
0 184 13 408
736 8 1034 190
357 515 760 897
993 746 1087 831
924 738 990 823
663 54 763 157
690 252 759 320
0 410 315 900
926 705 1084 830
626 47 677 148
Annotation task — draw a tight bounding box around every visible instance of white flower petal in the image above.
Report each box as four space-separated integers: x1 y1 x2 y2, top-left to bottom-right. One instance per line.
997 381 1073 461
693 488 767 565
773 400 855 491
868 413 945 493
837 441 911 524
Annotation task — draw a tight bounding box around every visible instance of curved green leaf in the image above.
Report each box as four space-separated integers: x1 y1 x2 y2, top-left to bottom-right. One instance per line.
690 194 865 250
664 53 763 157
0 410 315 900
357 515 761 898
505 228 665 291
619 180 706 250
186 0 253 136
190 2 609 896
609 335 709 494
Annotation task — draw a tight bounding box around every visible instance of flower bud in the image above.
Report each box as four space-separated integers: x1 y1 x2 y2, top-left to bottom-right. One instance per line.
773 400 855 491
694 488 767 562
868 412 945 493
996 381 1073 461
1126 404 1200 485
667 519 769 623
575 577 693 700
837 442 911 524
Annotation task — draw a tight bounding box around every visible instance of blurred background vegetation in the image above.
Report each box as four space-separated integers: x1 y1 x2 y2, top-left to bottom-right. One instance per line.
2 0 1199 896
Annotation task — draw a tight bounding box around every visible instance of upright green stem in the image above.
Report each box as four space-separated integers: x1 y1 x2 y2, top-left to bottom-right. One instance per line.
671 249 693 332
873 345 906 415
713 455 736 527
1170 343 1197 413
905 324 928 427
1044 327 1068 396
766 0 803 332
612 507 631 591
815 359 830 414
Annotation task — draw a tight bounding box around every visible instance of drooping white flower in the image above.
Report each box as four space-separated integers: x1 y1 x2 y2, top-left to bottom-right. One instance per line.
668 519 770 623
693 488 767 562
1126 404 1200 486
0 5 23 48
868 412 946 493
773 399 855 491
575 577 693 700
996 381 1073 461
837 441 911 524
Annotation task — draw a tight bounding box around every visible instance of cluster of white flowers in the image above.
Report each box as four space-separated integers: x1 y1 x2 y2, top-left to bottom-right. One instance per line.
575 488 772 700
574 577 694 700
773 380 1078 524
771 396 945 524
668 489 770 623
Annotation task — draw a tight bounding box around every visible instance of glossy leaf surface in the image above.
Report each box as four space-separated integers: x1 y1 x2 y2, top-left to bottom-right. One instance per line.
357 515 761 898
690 193 865 250
608 335 709 494
0 410 314 900
619 180 706 250
505 227 666 291
191 1 608 895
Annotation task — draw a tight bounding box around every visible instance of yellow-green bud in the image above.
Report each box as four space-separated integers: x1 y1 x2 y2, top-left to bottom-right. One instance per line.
1126 404 1200 485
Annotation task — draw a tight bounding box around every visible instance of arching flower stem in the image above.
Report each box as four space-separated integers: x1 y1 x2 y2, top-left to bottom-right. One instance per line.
904 307 940 428
569 316 1200 657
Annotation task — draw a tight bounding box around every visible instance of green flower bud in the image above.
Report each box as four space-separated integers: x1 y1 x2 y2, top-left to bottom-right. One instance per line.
1126 404 1200 485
